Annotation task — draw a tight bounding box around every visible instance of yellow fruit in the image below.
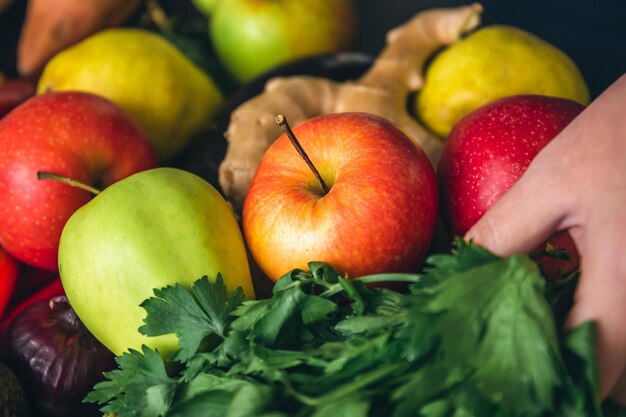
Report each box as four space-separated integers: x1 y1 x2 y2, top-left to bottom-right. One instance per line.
38 28 223 161
416 25 590 138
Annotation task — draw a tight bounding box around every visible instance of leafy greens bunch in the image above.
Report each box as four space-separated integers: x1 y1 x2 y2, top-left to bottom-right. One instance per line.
87 241 616 417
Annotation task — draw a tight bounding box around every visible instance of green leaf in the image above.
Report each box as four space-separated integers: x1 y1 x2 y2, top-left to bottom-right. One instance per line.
415 239 499 289
310 394 371 417
414 250 563 416
391 363 467 417
245 283 337 349
308 262 341 284
301 296 337 326
139 275 244 362
558 321 603 416
247 284 309 348
167 389 234 417
85 345 177 417
86 246 601 417
192 275 246 337
175 372 250 403
225 385 275 417
334 314 404 336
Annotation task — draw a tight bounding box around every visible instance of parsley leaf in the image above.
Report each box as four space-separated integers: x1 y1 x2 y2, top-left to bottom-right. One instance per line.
87 244 605 417
411 250 563 416
139 275 244 362
85 345 176 417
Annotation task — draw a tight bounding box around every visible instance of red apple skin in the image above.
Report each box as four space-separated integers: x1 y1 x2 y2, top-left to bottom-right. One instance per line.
0 277 65 356
0 92 158 270
243 112 438 281
438 94 585 276
0 246 19 320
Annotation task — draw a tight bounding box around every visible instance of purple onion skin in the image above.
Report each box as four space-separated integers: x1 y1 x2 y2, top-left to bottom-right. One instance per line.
8 295 115 416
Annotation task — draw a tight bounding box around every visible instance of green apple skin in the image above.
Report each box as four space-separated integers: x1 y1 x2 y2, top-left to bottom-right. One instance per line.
58 167 254 357
210 0 357 82
192 0 217 16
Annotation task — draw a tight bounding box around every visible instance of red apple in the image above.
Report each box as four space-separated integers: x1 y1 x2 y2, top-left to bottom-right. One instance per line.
8 263 57 302
437 94 585 276
0 246 19 320
243 112 438 281
0 278 65 355
0 92 158 270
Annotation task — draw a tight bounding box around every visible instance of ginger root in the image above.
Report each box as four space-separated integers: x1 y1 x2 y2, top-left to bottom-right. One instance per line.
219 4 483 212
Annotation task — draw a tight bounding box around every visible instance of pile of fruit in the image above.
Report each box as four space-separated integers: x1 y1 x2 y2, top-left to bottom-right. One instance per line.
0 1 622 417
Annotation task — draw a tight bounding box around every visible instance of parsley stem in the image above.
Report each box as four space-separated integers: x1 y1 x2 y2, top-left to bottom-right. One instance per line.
355 273 424 284
279 277 335 293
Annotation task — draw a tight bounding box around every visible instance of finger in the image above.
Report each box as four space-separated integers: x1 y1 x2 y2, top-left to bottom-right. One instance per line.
566 252 626 400
465 150 572 256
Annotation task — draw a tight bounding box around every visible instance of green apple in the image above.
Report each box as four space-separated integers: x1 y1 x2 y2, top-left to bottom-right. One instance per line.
210 0 357 82
192 0 217 16
58 167 254 357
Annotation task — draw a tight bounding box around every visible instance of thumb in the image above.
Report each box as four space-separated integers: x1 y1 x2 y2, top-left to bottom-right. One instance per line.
465 149 571 256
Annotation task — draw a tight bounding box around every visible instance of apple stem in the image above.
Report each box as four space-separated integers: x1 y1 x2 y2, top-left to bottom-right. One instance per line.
276 114 330 196
36 171 101 195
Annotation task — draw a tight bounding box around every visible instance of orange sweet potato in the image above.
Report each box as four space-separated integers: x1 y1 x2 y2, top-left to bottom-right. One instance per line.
0 0 15 14
17 0 143 76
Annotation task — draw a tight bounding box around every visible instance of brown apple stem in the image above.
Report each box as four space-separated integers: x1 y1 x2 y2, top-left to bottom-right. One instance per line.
36 171 101 195
276 114 330 196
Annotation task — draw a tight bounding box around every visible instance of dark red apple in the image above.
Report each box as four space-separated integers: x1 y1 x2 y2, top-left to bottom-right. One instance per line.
243 112 438 281
0 245 19 320
0 92 158 270
438 94 585 276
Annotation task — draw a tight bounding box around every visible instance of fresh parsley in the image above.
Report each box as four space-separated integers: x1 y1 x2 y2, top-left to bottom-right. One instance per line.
86 241 620 417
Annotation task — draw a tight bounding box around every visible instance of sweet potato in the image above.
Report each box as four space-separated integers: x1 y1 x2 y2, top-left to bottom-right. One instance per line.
17 0 143 76
0 0 15 14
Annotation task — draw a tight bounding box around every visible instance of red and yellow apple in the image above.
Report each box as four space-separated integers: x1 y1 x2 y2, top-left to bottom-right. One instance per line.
437 94 585 276
243 112 438 281
0 92 158 270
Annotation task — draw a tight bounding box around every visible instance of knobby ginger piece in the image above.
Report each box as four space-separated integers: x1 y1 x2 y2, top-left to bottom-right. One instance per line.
17 0 143 77
219 4 483 212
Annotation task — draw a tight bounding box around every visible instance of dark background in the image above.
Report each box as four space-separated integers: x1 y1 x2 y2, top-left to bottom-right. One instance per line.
355 0 626 98
1 0 625 99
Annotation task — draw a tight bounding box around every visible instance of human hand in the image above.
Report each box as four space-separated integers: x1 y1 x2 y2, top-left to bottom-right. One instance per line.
466 73 626 402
